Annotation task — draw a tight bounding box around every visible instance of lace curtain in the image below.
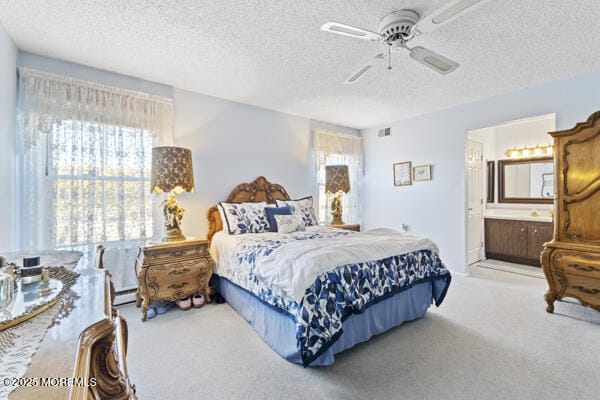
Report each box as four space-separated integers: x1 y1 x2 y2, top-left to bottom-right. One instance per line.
16 68 173 291
314 129 363 224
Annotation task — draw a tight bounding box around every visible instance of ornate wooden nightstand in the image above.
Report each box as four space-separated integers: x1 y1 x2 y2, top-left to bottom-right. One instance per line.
328 224 360 232
135 238 213 321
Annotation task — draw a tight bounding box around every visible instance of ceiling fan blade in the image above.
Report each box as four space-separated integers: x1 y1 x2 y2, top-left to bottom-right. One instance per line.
321 22 382 41
343 54 384 84
409 46 459 74
413 0 490 35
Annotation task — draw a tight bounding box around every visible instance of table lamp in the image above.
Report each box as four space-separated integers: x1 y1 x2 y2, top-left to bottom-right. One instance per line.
151 146 195 242
325 165 350 225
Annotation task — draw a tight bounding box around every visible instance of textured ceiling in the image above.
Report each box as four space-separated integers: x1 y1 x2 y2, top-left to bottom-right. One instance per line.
1 1 600 129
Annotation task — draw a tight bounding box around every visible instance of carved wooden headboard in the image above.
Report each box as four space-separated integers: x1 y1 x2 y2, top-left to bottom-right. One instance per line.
206 176 291 243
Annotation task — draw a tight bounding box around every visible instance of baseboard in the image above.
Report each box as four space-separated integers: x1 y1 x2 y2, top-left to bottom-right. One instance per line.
485 253 541 267
472 259 544 279
115 291 137 306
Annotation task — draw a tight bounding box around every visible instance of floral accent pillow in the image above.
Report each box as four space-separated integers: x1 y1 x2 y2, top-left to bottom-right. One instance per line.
276 196 318 226
218 201 270 235
274 214 306 234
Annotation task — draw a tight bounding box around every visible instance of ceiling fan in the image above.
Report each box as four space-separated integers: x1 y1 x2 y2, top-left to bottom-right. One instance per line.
320 0 490 83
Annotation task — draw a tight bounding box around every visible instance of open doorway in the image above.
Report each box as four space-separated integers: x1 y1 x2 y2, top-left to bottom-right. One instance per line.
465 113 556 275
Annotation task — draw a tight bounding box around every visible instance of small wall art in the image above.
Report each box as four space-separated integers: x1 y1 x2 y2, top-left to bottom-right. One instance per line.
393 161 412 186
412 164 432 181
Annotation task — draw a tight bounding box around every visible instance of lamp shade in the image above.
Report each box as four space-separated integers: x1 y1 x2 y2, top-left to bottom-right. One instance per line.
325 165 350 194
151 146 195 194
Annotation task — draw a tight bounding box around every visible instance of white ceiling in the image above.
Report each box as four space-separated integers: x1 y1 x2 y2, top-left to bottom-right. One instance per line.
1 1 600 129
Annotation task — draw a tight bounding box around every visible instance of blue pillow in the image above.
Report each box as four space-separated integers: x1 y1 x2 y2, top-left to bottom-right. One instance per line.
265 206 292 232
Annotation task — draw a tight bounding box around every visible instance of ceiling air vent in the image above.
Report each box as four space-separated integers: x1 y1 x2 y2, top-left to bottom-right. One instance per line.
378 127 391 137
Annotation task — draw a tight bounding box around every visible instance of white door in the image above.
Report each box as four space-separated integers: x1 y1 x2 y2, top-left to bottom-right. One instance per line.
467 139 484 265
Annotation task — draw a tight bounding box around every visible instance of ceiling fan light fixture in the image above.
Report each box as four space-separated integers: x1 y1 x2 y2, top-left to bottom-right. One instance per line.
431 0 483 24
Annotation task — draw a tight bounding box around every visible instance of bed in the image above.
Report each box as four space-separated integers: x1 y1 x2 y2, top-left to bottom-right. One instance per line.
207 176 451 367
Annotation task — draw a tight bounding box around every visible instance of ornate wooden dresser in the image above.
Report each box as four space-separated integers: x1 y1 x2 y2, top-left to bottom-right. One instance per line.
135 238 213 321
542 111 600 313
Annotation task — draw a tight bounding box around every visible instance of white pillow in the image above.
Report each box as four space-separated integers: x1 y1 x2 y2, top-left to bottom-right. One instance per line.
219 201 269 235
275 196 318 226
274 214 306 234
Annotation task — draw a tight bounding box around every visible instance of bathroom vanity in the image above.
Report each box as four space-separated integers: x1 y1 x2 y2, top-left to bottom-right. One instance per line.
485 216 553 267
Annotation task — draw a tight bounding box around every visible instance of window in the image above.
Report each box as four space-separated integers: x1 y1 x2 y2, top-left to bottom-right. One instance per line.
17 68 173 292
313 130 363 224
50 121 155 247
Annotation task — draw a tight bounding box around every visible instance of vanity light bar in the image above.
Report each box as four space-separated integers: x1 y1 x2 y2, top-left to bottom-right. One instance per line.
504 144 554 158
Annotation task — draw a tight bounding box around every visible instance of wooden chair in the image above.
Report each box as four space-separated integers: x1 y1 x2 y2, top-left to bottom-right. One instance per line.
94 244 105 270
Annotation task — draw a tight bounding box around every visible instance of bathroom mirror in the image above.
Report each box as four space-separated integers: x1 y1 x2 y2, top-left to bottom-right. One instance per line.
498 157 554 203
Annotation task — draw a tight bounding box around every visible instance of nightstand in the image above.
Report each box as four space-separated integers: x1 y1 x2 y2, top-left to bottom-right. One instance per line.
329 224 360 232
135 238 213 321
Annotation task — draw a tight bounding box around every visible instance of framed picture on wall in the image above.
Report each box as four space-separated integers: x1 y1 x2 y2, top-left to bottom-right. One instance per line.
412 164 432 181
393 161 412 186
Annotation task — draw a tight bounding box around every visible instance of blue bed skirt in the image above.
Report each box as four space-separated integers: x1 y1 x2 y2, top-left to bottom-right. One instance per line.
215 275 447 366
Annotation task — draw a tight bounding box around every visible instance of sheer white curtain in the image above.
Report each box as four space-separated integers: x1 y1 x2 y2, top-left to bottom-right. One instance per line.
16 68 173 291
314 129 363 224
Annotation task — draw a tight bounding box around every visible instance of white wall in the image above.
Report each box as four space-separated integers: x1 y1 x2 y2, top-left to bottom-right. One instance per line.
18 52 173 98
361 70 600 273
173 88 358 238
493 116 555 160
0 24 17 252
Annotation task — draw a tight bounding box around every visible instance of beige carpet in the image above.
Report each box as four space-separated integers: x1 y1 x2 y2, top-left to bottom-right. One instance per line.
119 268 600 400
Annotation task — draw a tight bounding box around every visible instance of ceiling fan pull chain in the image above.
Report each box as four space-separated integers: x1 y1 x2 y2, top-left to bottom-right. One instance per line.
387 45 392 70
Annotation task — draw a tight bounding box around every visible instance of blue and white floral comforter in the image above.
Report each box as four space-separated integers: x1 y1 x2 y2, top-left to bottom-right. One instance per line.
211 226 451 366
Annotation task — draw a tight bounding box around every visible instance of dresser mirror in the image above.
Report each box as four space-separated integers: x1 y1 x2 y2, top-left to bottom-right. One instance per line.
498 157 554 203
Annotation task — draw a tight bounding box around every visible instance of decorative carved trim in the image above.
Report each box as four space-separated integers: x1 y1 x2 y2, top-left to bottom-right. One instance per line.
553 251 600 275
70 272 136 400
572 285 600 295
549 110 600 138
563 138 600 197
568 263 600 273
562 200 579 240
541 246 557 313
207 176 292 243
554 271 568 293
560 121 600 242
562 141 571 195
